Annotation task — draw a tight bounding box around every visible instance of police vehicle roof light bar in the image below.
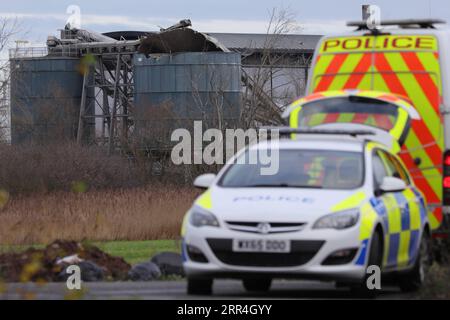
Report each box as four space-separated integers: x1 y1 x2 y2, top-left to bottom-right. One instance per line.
347 19 446 30
258 127 376 138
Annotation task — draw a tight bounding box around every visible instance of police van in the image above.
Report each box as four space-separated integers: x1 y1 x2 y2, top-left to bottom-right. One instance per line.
287 19 450 247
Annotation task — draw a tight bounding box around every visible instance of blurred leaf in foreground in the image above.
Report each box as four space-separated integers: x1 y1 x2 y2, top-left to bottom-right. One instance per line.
0 189 9 209
72 181 88 194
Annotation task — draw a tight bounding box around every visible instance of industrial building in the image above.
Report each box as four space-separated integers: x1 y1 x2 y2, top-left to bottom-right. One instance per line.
8 21 320 151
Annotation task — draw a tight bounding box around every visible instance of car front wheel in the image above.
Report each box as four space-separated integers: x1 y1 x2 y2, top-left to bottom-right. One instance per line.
351 230 383 298
398 231 432 292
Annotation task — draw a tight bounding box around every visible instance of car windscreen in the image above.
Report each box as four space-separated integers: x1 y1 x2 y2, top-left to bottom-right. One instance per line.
298 96 398 131
219 149 364 190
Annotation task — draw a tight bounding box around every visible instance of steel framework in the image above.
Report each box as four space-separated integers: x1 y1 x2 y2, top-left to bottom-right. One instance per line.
0 80 9 142
69 41 139 153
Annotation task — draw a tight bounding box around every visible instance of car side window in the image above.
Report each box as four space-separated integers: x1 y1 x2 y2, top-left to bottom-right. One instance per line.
376 150 396 176
377 150 411 185
372 152 388 189
386 153 411 185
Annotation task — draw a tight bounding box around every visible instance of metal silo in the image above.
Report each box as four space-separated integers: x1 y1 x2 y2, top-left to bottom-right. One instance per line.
133 52 242 150
10 57 94 144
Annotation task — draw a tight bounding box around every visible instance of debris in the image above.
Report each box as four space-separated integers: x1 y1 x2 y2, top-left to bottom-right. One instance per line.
56 254 83 265
58 261 104 282
128 262 161 281
64 25 116 43
151 252 185 277
160 19 192 32
0 240 131 282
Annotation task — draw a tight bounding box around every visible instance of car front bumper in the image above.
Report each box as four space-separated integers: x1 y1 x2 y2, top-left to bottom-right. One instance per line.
182 224 367 283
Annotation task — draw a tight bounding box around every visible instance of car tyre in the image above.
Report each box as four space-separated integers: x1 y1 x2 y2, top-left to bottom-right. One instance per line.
351 230 383 299
398 231 432 292
187 277 213 295
243 278 272 292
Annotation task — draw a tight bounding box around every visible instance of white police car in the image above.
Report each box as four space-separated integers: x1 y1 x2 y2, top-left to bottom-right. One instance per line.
181 129 432 296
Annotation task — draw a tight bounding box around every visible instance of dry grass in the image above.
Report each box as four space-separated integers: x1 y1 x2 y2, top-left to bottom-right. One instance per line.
0 185 200 245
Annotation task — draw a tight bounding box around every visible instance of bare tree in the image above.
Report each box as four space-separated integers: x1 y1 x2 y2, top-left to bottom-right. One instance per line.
129 8 307 183
0 18 21 142
240 7 305 128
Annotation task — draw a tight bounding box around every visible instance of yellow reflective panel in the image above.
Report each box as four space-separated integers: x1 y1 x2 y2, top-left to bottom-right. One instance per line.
196 189 213 210
429 212 441 230
382 52 441 142
389 108 409 142
398 231 411 268
332 191 367 212
329 54 363 89
383 234 390 267
312 55 335 85
417 52 442 90
366 141 378 151
383 194 402 234
404 131 442 199
359 202 378 241
404 189 422 231
336 113 356 123
306 113 327 126
180 213 189 236
289 106 302 128
319 35 438 54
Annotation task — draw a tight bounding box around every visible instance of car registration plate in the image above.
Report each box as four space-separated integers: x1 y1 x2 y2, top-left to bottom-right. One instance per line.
232 239 291 253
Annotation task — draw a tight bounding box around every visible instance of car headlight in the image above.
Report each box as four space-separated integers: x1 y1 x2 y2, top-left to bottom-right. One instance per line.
189 207 220 228
313 208 360 230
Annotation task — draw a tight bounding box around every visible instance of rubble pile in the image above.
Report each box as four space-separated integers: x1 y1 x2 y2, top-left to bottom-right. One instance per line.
0 240 184 283
0 240 131 282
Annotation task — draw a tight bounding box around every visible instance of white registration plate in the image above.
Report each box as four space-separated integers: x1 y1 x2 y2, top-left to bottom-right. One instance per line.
232 239 291 253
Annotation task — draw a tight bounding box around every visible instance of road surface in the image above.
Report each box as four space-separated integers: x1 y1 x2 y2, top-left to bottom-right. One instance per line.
0 280 412 300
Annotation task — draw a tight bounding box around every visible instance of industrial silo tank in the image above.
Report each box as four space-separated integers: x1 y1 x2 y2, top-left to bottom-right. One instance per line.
133 52 242 149
9 57 95 144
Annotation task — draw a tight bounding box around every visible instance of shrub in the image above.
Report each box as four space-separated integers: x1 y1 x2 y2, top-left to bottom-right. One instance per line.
0 143 142 194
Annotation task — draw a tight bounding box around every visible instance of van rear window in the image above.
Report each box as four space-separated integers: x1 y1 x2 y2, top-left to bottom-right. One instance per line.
298 96 398 131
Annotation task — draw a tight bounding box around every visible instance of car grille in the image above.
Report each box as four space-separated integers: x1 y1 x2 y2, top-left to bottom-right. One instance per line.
207 239 324 267
225 221 306 234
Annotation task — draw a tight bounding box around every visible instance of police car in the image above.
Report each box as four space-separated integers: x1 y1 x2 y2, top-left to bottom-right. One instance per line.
181 126 432 296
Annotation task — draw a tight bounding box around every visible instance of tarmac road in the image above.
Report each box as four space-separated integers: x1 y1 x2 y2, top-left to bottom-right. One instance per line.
0 280 413 300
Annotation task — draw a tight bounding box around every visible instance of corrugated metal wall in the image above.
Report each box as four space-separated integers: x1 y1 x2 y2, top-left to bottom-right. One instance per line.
133 52 242 149
10 57 94 144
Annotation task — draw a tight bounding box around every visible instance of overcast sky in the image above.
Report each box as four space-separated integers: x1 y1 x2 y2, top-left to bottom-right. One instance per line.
1 0 450 46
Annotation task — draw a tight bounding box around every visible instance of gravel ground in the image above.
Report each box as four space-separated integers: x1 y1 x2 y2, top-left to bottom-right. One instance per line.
0 280 413 300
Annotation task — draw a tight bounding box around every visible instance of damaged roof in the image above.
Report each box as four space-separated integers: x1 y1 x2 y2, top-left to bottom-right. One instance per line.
103 30 321 54
207 33 321 53
138 28 229 55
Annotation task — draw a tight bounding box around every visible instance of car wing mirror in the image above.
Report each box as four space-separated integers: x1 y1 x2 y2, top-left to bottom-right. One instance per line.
193 174 217 189
379 176 407 194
